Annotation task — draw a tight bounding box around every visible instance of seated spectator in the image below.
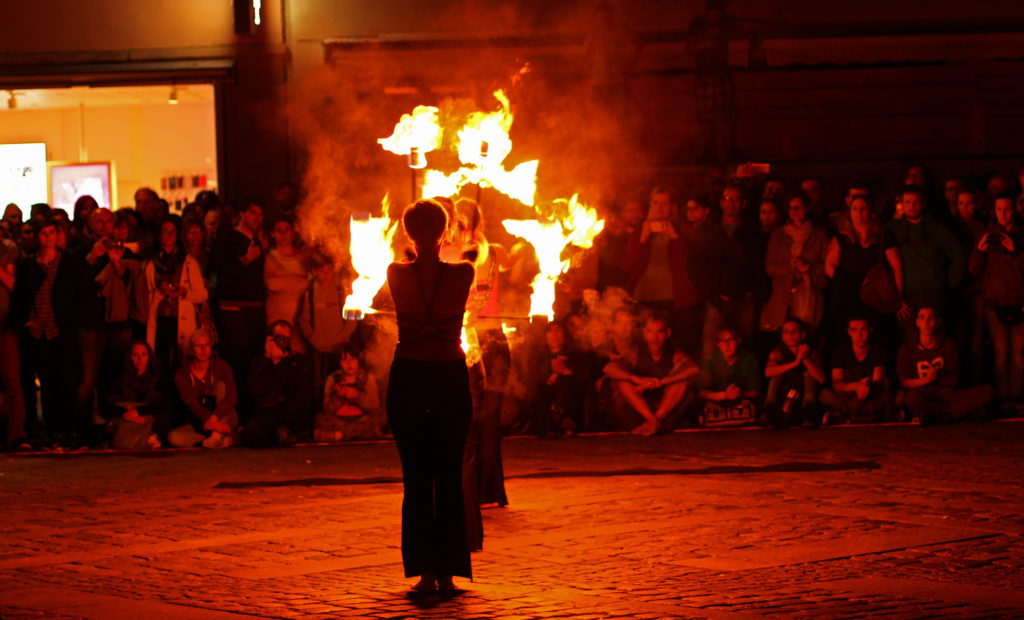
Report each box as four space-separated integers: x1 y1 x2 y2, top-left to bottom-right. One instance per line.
314 344 384 442
243 320 314 447
603 313 698 436
969 192 1024 410
296 251 360 395
0 233 25 449
104 341 166 450
171 329 238 449
697 325 761 427
819 317 891 424
531 321 587 438
896 307 994 424
764 318 826 428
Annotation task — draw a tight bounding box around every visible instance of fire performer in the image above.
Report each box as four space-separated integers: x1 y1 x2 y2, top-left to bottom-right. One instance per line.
386 199 475 593
443 198 511 508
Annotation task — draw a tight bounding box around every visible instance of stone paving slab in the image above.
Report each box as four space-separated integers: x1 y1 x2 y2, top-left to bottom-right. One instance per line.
1 422 1023 618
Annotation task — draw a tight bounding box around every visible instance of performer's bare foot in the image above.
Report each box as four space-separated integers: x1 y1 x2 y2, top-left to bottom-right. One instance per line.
437 575 456 593
412 573 437 593
631 420 659 436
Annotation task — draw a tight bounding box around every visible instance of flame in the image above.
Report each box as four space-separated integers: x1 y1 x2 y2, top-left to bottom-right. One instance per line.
382 90 538 206
461 324 482 367
502 194 604 320
377 105 442 163
342 198 398 319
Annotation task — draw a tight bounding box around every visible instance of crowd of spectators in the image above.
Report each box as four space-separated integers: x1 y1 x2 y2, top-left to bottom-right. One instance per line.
0 161 1021 450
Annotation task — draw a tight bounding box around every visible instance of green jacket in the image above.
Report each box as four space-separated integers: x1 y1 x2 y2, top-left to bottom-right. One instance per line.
886 216 965 294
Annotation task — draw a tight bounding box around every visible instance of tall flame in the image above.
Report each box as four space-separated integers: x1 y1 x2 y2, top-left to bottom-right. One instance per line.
502 194 604 320
343 198 398 319
377 105 442 162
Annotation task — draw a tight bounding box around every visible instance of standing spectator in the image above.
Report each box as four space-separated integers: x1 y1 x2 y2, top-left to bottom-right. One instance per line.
603 313 699 435
296 251 360 395
764 318 827 428
204 208 224 255
214 199 268 419
171 329 238 448
0 234 26 448
243 320 314 447
800 177 825 225
897 307 993 424
315 344 384 441
624 186 704 358
944 177 967 220
2 204 21 238
969 193 1024 410
762 193 829 335
68 195 99 252
697 325 762 426
819 316 891 424
824 195 906 329
886 186 965 341
264 215 309 351
11 216 80 447
758 197 780 238
594 200 635 292
134 187 166 260
74 208 141 445
143 216 209 371
950 189 988 384
691 183 763 358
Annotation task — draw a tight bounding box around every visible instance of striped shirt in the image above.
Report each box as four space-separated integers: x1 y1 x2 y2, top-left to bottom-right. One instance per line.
29 251 61 340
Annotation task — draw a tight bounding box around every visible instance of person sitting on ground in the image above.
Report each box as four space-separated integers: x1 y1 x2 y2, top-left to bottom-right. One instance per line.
896 306 994 425
104 341 167 450
697 325 761 427
603 312 699 436
764 318 827 428
818 316 891 424
171 329 238 449
244 320 314 447
314 343 384 442
531 321 587 438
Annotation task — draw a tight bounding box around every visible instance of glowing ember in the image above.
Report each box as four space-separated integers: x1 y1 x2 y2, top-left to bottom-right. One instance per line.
343 201 398 320
502 194 604 320
377 105 442 166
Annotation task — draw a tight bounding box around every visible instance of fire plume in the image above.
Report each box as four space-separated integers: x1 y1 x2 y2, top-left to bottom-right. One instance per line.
343 198 398 320
502 194 604 320
377 105 442 166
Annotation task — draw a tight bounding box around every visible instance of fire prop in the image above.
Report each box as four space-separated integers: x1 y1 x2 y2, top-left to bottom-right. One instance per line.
355 84 604 327
342 200 398 321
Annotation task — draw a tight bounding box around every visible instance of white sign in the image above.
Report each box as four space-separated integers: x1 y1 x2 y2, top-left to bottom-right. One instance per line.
0 143 48 209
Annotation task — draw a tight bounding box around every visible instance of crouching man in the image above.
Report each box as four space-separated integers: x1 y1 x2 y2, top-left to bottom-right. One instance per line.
897 307 993 424
603 313 699 436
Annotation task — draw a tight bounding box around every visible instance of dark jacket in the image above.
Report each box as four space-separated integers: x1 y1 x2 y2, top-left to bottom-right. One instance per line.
886 216 965 295
214 228 266 303
623 220 702 308
968 223 1024 308
11 250 82 333
688 217 764 308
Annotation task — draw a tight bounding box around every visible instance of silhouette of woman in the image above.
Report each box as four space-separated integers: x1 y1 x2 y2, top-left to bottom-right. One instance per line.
386 199 475 593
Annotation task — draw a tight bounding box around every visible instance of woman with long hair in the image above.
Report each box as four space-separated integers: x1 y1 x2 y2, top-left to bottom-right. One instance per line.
105 340 167 449
386 199 475 593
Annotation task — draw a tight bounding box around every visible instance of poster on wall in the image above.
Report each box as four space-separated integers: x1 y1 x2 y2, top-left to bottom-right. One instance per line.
0 143 48 209
48 161 116 213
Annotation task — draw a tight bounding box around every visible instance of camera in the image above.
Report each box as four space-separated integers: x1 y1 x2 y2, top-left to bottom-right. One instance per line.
271 334 291 351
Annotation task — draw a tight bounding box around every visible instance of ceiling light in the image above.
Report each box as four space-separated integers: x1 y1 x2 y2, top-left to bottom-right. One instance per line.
168 86 178 105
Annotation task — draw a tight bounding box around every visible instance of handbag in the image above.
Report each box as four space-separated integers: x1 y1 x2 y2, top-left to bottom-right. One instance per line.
859 239 902 314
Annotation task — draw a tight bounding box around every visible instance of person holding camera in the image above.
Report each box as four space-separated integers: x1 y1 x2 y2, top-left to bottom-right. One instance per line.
170 329 238 448
243 320 313 447
623 185 705 359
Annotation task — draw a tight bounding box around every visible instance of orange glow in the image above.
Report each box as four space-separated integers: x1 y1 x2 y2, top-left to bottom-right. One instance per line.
342 198 397 319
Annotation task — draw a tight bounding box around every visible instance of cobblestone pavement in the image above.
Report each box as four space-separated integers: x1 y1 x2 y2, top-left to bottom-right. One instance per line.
1 420 1023 618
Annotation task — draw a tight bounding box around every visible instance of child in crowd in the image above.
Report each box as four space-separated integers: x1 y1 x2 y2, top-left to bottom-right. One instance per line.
698 325 762 427
897 307 994 424
764 318 827 428
315 344 384 441
818 316 890 424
